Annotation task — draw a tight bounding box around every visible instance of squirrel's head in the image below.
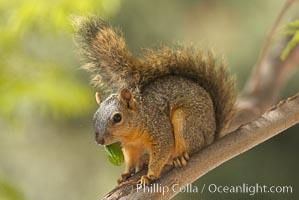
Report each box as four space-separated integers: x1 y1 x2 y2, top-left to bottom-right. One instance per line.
94 88 139 145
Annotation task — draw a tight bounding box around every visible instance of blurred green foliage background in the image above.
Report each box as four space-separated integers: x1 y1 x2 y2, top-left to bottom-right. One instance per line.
0 0 298 200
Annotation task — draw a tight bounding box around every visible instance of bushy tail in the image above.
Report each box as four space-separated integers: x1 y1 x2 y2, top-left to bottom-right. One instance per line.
73 16 236 135
140 47 237 136
73 16 141 90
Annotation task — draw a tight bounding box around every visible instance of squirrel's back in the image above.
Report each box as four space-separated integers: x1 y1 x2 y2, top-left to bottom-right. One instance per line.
141 75 216 152
73 16 236 136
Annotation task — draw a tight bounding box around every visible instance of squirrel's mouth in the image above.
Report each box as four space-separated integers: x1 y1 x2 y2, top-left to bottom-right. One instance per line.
95 135 117 146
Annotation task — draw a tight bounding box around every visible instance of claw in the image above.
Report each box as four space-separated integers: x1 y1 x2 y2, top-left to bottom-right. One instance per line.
117 172 131 184
173 159 177 167
177 158 182 167
173 158 182 168
180 156 187 166
183 152 190 160
173 152 189 168
139 175 151 185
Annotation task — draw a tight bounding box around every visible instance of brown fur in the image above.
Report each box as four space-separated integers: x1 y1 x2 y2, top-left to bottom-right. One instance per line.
73 16 237 185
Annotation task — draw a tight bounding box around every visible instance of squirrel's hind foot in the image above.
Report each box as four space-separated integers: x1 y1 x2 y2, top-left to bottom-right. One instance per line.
173 152 189 168
138 175 157 186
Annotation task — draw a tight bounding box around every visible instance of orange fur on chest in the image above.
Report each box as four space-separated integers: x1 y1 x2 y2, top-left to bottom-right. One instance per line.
121 130 153 151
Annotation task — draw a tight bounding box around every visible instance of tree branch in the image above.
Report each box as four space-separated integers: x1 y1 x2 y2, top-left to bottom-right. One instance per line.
101 3 299 199
228 34 299 132
227 12 299 132
102 93 299 200
225 0 299 132
254 0 295 79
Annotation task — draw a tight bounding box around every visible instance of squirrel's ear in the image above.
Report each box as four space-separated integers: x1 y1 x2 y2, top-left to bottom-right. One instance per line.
119 89 136 109
95 92 102 105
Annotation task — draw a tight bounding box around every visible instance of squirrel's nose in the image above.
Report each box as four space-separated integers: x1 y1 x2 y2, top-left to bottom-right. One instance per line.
96 136 105 145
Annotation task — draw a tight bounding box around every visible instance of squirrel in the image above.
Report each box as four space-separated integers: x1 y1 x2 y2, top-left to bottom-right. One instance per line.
73 16 236 185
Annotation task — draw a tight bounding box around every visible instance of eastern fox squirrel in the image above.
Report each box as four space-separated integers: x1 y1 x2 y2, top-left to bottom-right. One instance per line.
73 16 236 185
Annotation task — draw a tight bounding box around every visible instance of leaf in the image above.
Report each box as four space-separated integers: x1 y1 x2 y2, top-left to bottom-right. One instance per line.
281 30 299 60
104 143 124 166
281 19 299 60
286 19 299 28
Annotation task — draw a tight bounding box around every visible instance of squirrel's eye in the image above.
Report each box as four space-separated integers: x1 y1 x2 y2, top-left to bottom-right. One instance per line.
112 113 122 123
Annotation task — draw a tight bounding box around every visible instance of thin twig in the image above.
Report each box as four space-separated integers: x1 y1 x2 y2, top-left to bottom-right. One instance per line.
252 0 295 92
228 39 299 133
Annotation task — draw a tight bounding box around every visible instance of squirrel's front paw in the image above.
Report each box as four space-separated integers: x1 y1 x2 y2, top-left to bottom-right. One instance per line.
138 175 156 185
117 172 132 184
173 152 189 168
